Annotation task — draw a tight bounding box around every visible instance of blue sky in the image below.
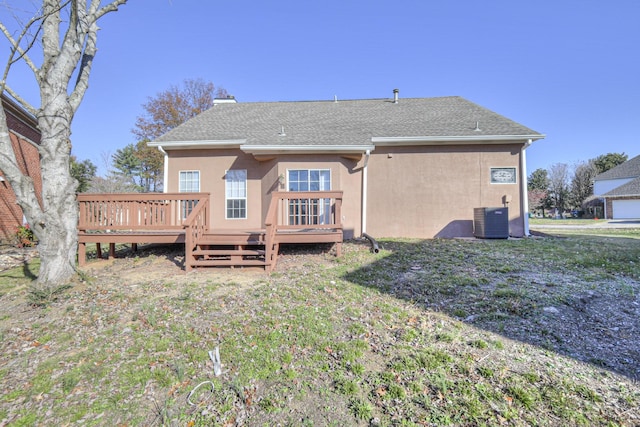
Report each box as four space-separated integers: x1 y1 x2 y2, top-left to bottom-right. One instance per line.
3 0 639 175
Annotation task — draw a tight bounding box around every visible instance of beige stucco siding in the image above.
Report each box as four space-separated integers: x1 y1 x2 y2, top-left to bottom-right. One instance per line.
365 144 524 238
165 143 526 239
270 155 363 239
167 149 269 230
166 150 364 237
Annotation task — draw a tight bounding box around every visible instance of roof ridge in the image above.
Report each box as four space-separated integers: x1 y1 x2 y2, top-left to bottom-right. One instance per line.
216 95 464 105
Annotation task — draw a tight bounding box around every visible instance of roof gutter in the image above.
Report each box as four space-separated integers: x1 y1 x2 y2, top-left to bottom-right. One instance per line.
147 139 246 150
372 135 545 145
241 144 375 154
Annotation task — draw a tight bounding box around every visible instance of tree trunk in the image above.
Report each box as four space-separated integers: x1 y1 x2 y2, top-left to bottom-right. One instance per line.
31 104 79 285
1 0 128 286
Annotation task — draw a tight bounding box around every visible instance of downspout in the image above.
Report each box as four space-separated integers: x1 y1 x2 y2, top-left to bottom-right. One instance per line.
157 145 168 193
521 139 532 236
362 149 370 235
361 149 380 253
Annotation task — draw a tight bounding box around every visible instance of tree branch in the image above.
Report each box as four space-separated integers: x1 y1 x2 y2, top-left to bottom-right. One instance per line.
92 0 128 22
0 107 44 223
0 21 40 76
68 0 128 111
68 19 96 111
40 0 63 81
2 84 38 117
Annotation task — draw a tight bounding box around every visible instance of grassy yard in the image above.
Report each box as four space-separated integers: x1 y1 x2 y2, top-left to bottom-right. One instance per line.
0 233 639 426
529 217 609 226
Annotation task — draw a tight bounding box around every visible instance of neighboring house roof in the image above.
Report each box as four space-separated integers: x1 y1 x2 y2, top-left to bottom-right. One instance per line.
594 154 640 181
1 93 39 143
150 96 543 152
603 176 640 197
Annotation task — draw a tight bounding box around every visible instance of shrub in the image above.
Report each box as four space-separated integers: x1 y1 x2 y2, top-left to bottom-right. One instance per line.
15 224 37 248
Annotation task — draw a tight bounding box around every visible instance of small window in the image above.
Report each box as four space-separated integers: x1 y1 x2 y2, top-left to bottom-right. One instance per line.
490 167 517 184
179 170 200 192
226 170 247 219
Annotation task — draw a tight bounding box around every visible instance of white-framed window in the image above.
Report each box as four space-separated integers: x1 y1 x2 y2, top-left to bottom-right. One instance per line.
179 170 200 192
490 167 517 184
179 170 200 218
288 169 331 192
226 169 247 219
287 169 331 225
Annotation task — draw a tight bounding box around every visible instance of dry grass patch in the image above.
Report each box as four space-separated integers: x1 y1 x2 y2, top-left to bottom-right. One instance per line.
0 236 638 426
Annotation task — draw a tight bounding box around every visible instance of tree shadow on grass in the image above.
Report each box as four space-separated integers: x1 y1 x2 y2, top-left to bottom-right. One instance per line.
22 260 37 280
342 238 640 381
88 243 185 269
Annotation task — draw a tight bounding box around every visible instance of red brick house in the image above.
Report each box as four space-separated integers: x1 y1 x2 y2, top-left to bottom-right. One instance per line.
0 93 42 242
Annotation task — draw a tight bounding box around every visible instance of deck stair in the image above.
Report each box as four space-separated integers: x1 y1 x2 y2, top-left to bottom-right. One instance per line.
187 230 268 268
77 191 344 272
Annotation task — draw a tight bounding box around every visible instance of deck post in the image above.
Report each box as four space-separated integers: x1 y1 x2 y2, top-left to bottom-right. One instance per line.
109 243 116 259
96 243 102 259
78 242 86 267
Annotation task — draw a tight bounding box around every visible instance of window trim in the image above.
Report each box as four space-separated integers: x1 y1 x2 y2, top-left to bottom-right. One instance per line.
178 170 200 192
178 170 200 219
225 169 247 220
286 168 332 192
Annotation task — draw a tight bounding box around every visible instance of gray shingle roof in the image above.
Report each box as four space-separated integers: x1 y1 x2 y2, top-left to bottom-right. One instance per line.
152 96 542 147
603 176 640 197
594 154 640 181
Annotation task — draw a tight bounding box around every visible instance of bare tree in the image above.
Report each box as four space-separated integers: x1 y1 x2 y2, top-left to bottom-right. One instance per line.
0 0 127 286
548 163 570 217
88 151 137 193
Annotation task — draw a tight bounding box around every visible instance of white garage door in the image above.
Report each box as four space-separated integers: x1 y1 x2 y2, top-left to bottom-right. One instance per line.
612 200 640 219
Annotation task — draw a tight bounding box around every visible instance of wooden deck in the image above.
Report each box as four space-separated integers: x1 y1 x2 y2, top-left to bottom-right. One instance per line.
77 191 343 271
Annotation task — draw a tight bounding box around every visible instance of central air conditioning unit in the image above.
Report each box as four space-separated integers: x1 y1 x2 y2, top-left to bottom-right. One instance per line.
474 207 509 239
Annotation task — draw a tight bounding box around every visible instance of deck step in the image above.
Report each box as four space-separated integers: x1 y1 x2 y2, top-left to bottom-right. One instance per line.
196 238 265 246
193 249 265 256
189 259 268 267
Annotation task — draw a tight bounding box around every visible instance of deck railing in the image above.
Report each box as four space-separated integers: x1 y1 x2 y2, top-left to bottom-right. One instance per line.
77 191 340 271
77 192 209 231
264 191 343 266
183 194 210 272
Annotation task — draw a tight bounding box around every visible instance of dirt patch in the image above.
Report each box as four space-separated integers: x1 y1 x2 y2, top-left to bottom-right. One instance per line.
0 245 38 272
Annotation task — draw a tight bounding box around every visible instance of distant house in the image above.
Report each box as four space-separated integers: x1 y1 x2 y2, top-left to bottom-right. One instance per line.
593 154 640 219
0 93 42 242
148 91 545 240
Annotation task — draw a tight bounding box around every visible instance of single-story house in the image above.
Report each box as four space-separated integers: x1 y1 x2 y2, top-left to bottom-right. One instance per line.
0 93 42 242
148 91 544 240
593 154 640 219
